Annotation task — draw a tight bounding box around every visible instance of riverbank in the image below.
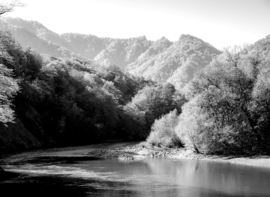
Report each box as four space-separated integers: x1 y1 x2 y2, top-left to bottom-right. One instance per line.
2 142 270 170
86 142 270 168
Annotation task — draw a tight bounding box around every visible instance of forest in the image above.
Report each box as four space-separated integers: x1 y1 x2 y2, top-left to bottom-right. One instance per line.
0 29 186 151
1 2 270 156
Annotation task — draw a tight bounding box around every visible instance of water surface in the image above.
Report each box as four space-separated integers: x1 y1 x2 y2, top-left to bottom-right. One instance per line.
2 147 270 197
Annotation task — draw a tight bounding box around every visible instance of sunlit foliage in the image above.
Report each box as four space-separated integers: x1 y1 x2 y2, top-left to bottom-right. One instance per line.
147 109 183 148
177 45 270 155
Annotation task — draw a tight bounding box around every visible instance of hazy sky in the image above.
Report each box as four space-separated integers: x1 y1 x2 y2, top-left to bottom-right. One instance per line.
5 0 270 49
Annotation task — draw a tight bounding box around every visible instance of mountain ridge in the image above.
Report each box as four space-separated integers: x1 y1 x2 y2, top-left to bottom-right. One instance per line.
0 17 221 89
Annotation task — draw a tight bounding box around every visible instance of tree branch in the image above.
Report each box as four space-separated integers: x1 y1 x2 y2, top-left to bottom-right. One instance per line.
0 0 24 16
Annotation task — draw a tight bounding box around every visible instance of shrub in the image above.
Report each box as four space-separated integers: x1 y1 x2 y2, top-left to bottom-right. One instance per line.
147 109 183 148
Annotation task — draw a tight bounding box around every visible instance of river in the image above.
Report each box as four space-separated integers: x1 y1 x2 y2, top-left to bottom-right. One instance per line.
1 144 270 197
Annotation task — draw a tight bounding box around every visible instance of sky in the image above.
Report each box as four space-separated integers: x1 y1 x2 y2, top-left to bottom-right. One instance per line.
4 0 270 49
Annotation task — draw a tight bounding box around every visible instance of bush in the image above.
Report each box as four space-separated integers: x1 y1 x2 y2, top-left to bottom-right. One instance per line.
147 109 183 148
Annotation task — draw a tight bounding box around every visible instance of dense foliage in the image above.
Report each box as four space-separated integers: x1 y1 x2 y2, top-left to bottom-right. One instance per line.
143 35 270 155
175 46 270 155
0 64 19 123
147 109 183 148
123 83 186 139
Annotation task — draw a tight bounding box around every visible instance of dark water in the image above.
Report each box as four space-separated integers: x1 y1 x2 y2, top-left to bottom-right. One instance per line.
2 152 270 197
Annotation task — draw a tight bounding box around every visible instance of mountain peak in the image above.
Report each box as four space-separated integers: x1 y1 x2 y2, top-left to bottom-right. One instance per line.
177 34 219 52
154 37 171 44
179 34 204 42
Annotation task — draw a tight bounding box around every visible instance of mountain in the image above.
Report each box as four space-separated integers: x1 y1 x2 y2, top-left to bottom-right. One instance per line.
167 35 222 89
94 36 153 69
127 37 173 74
61 33 104 59
0 17 221 89
0 18 82 58
127 35 221 89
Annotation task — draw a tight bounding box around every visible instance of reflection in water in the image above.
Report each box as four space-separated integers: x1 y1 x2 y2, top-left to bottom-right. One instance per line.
140 159 270 197
3 156 270 197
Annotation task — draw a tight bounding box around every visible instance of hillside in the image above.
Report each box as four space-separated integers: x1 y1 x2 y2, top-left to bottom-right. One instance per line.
0 17 221 89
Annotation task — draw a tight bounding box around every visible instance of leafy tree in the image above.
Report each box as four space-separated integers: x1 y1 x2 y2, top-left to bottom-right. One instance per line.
0 31 22 124
176 97 206 153
0 64 19 123
147 109 182 148
22 49 43 81
124 82 186 139
127 84 177 119
177 47 270 155
249 57 270 152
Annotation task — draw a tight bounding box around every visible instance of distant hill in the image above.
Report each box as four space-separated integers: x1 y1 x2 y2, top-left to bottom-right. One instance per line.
0 17 221 89
0 18 82 58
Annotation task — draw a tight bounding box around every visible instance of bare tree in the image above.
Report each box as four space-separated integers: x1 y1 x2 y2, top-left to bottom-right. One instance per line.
0 0 24 16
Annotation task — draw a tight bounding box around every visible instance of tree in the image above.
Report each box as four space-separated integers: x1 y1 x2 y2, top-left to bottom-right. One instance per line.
0 64 19 123
176 97 206 153
127 84 179 119
0 0 24 16
250 58 270 152
147 109 182 148
22 49 43 81
177 48 270 155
